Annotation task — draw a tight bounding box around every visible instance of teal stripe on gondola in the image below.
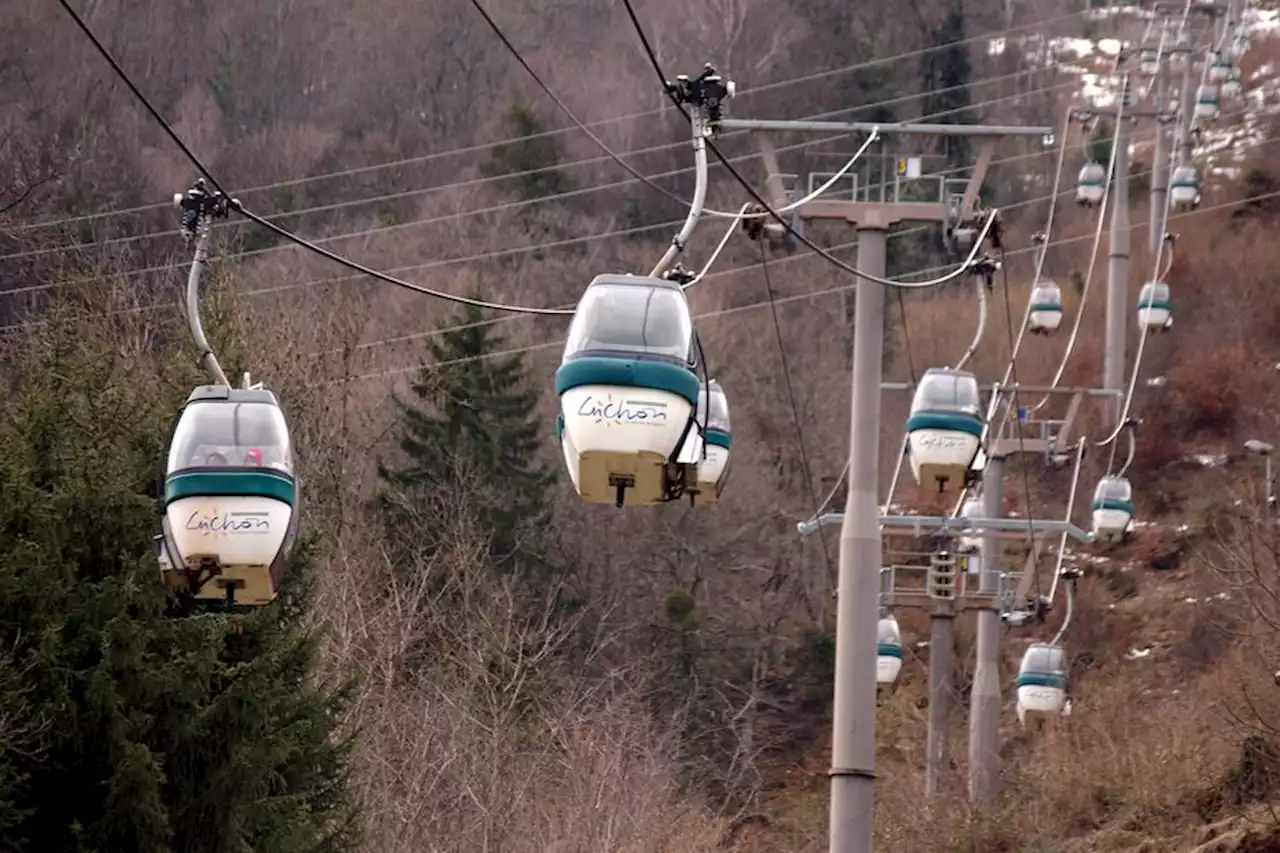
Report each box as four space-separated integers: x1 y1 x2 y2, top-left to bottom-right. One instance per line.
1139 300 1172 311
165 470 296 507
556 356 701 406
1029 303 1062 313
1091 498 1133 514
877 643 903 659
905 411 984 436
1016 672 1067 690
705 428 732 449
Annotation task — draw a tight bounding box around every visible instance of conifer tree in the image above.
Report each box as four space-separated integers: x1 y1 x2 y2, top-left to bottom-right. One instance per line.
378 303 556 579
0 315 357 853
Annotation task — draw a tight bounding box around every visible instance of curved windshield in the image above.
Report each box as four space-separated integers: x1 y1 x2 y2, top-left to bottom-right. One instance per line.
877 617 901 645
563 281 693 363
912 369 981 415
1171 166 1197 183
1021 644 1067 675
697 380 731 432
1031 280 1061 302
1080 162 1105 182
168 401 293 475
1094 476 1132 502
1139 282 1170 303
1197 85 1219 102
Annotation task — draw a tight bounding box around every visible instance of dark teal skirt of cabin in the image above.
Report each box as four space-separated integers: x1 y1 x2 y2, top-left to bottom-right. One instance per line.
556 356 701 407
905 411 984 437
1015 672 1067 690
1090 498 1133 515
877 643 903 659
165 469 297 507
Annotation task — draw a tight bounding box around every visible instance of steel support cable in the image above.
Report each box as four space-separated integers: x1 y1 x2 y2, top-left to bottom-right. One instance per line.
759 243 836 586
1024 95 1125 415
15 8 1096 235
7 72 1074 262
1094 188 1180 448
679 131 880 290
1114 427 1138 478
16 138 1275 359
997 249 1045 601
618 0 997 291
53 0 578 317
2 124 878 263
1049 570 1076 647
1046 436 1088 606
473 0 919 225
15 124 1276 356
943 107 1078 518
0 132 1195 333
327 185 1280 384
4 74 1081 284
953 273 990 372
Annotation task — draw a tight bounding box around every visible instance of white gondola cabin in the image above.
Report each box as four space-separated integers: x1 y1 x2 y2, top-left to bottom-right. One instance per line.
1194 85 1221 121
1139 47 1160 76
1090 475 1134 543
1027 278 1064 334
1137 280 1173 332
157 386 299 605
1169 165 1201 211
692 378 731 504
1232 28 1252 59
1076 161 1107 206
1223 66 1243 97
1209 52 1232 83
1015 642 1069 729
877 615 903 685
906 368 983 493
958 496 985 553
555 274 703 508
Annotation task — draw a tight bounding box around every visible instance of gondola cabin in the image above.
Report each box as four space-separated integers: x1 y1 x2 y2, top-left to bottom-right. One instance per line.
555 274 703 508
1169 166 1201 211
1076 161 1106 206
1027 278 1064 334
1223 66 1243 96
158 386 299 605
877 615 903 685
906 368 983 493
1015 642 1069 729
1137 280 1173 332
1194 85 1221 121
1232 28 1252 58
692 378 732 504
958 496 985 553
1091 475 1134 543
1209 52 1232 82
1139 47 1160 76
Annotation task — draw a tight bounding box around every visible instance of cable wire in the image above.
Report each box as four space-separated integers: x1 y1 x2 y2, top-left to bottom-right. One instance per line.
54 0 575 318
997 249 1045 603
758 242 835 586
8 74 1122 300
4 64 1055 266
15 8 1095 235
618 0 994 290
319 185 1280 384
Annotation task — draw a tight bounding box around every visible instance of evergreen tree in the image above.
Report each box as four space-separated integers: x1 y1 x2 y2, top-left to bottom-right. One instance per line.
0 317 357 853
378 303 556 579
482 102 574 201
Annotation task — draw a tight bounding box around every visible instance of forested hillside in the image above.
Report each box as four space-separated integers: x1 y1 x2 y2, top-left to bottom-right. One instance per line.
4 0 1280 850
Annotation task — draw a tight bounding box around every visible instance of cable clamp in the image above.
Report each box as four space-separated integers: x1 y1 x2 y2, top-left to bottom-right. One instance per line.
828 766 876 780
